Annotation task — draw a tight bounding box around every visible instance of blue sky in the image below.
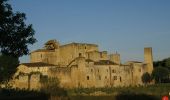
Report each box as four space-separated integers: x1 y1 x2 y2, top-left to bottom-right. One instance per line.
10 0 170 63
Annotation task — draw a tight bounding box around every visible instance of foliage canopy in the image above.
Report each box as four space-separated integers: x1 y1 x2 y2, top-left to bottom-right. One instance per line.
152 67 169 83
0 54 19 83
0 0 36 83
142 72 151 84
0 0 36 57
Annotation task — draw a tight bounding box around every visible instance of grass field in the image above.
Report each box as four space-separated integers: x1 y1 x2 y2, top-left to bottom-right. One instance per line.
67 83 170 100
0 83 170 100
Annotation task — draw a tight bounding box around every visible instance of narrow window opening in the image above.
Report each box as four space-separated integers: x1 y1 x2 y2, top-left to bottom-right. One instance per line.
79 53 82 57
120 77 122 82
112 69 116 73
99 76 101 80
91 69 93 72
88 53 90 59
87 76 89 80
105 76 107 79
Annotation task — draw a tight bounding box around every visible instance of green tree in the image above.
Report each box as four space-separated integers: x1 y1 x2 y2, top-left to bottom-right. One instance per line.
0 54 19 83
0 0 36 83
142 72 151 85
0 0 36 57
165 58 170 70
152 67 169 83
154 57 170 70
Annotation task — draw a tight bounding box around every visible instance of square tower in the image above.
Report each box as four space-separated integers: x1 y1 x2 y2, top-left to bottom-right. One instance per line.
109 53 121 65
144 47 153 74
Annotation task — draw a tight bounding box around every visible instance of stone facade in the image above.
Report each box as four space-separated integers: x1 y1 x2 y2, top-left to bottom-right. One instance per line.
12 40 153 89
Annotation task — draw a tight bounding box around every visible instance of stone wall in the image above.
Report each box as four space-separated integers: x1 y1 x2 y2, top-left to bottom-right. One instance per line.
12 40 154 89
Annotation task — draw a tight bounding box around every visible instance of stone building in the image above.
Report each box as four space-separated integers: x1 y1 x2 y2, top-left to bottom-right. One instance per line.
12 40 153 89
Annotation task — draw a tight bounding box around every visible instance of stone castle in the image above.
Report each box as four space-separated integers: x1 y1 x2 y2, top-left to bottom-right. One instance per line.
12 40 153 89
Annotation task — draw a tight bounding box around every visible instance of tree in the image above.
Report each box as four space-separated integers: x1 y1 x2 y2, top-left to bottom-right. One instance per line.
154 57 170 70
40 76 67 96
0 0 36 57
152 67 169 83
0 0 36 83
0 54 19 83
165 58 170 70
142 72 151 85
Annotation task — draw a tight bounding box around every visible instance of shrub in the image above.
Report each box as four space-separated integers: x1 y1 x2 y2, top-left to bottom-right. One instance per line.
40 77 67 96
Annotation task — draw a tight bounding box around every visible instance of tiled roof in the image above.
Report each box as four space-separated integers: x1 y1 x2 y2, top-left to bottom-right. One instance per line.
60 42 98 47
32 49 55 53
21 62 56 67
126 61 143 63
94 60 116 65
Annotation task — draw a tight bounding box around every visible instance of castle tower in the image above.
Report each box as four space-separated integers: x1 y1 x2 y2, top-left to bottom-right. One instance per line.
144 47 153 74
109 52 121 65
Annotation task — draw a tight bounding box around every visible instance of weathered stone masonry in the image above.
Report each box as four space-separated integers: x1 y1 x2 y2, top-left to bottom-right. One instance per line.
12 40 153 89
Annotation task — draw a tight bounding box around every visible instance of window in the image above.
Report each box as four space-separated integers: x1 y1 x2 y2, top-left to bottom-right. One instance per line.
120 77 122 82
139 68 141 72
98 69 99 72
87 76 89 80
85 46 86 49
105 76 107 79
100 52 103 58
88 54 90 59
99 75 101 80
91 69 93 72
113 76 117 80
79 53 82 57
112 69 116 73
40 54 42 58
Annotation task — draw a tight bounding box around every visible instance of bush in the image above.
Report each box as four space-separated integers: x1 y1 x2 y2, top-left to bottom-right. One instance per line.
0 88 49 100
40 77 67 96
142 72 151 84
152 67 169 83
